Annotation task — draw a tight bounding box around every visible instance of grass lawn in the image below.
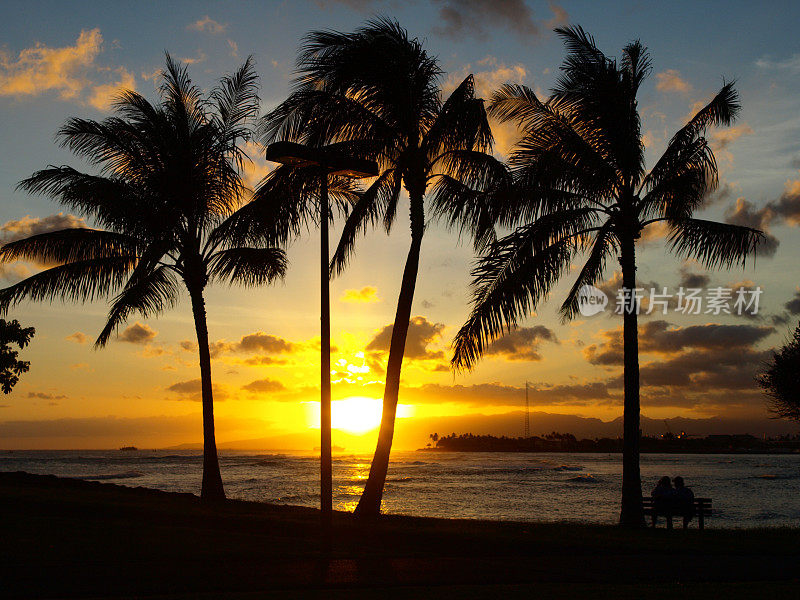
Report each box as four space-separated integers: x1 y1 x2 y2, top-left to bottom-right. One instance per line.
1 471 797 598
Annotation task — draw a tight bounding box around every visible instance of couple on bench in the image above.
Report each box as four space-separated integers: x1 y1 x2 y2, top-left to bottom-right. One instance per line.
651 476 695 528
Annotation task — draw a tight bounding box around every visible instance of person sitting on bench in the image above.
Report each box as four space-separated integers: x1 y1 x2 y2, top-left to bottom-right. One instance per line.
651 476 674 526
673 476 695 528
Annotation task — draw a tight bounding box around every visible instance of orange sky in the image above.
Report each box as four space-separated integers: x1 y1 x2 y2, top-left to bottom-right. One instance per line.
2 3 800 449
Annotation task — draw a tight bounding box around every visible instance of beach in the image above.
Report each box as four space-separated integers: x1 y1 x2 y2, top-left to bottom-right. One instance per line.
1 470 798 598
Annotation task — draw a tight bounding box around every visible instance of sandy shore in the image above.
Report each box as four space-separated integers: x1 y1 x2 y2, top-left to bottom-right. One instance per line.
1 471 798 599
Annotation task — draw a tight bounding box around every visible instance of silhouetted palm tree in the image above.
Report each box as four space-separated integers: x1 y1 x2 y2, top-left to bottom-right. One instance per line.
449 27 764 526
0 56 286 502
259 19 494 517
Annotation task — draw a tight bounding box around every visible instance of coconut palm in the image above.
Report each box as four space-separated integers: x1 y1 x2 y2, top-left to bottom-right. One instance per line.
448 26 764 526
258 19 495 517
0 56 287 502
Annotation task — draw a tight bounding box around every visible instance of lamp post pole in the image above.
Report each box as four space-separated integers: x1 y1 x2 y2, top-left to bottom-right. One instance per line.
319 170 332 521
264 142 377 529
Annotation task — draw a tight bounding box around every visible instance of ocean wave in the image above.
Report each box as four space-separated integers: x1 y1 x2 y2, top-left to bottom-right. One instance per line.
568 474 598 483
553 465 583 472
387 477 413 482
77 471 144 481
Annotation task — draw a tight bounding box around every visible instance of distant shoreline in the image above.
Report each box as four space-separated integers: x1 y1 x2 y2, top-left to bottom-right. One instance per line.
420 448 800 455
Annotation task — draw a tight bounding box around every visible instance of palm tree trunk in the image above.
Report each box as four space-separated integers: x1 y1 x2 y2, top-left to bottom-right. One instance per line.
188 284 226 503
354 195 424 518
619 233 643 527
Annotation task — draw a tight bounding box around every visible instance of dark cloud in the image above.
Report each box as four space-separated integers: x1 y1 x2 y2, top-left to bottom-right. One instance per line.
433 0 567 42
484 325 557 361
785 289 800 315
184 332 301 360
238 332 297 354
166 379 229 401
241 378 286 394
585 321 774 366
724 197 780 256
678 266 710 289
639 320 774 353
723 180 800 258
27 392 67 400
118 322 157 344
407 381 611 407
634 347 772 392
366 316 445 360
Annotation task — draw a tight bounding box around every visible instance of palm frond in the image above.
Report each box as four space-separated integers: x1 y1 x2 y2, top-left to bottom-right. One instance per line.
642 81 739 194
207 247 287 287
0 256 136 314
559 222 616 321
667 218 763 269
452 236 575 371
95 265 181 347
429 151 512 251
424 75 492 160
330 168 401 276
0 228 142 266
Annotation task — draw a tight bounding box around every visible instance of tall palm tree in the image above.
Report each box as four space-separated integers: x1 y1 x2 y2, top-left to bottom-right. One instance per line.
259 19 494 517
448 27 764 526
0 56 287 502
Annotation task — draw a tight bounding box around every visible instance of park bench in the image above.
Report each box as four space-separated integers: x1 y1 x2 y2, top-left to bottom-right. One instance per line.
642 497 712 529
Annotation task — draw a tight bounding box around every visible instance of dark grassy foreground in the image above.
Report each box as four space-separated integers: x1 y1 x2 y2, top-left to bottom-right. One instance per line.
1 472 798 599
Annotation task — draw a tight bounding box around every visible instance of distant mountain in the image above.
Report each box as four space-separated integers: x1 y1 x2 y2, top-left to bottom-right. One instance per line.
165 411 798 451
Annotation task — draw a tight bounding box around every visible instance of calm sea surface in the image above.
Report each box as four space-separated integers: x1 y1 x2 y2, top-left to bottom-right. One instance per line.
2 450 798 528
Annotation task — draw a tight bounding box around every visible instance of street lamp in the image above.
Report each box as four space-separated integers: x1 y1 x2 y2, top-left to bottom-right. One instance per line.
265 141 378 526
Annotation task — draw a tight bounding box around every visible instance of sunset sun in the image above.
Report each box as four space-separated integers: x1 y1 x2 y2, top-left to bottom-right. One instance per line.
332 397 384 434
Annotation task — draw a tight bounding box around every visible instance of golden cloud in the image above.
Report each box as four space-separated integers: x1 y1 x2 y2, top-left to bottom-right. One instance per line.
188 16 227 34
341 285 380 303
655 69 691 94
65 331 88 345
0 29 136 110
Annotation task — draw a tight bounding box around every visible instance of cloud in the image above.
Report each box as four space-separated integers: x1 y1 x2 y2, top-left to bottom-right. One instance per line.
27 392 66 400
237 332 297 354
678 265 710 289
655 69 691 94
0 213 86 243
484 325 557 361
0 263 33 282
723 197 780 257
433 0 567 43
188 16 227 34
180 49 207 65
65 331 88 345
87 66 135 110
406 380 612 407
118 322 157 344
341 286 380 303
585 321 774 366
242 378 286 394
755 54 800 72
0 29 102 99
710 123 753 152
366 316 445 360
0 29 135 109
786 289 800 315
167 378 229 401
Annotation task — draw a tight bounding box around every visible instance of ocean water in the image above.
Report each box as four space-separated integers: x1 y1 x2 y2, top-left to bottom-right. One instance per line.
2 450 798 528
